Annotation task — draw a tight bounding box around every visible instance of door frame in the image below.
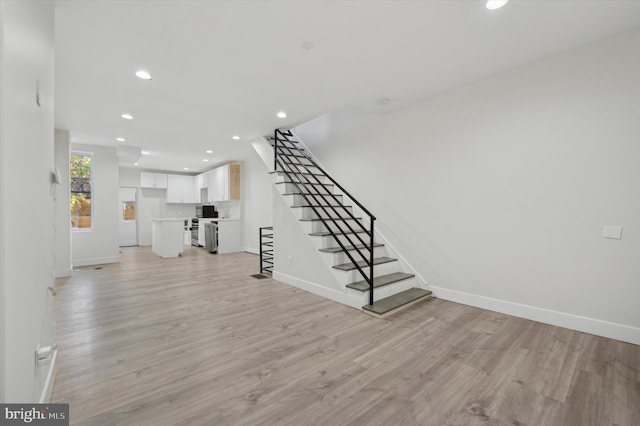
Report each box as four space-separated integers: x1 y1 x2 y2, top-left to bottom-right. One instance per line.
119 186 139 247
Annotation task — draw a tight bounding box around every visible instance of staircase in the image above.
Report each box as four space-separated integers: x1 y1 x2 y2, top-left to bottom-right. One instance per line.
268 129 431 317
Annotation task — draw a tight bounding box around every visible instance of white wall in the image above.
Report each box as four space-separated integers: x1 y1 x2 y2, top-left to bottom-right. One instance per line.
272 186 345 297
54 129 72 277
119 166 139 187
294 30 640 344
240 150 274 253
71 143 120 266
0 0 56 402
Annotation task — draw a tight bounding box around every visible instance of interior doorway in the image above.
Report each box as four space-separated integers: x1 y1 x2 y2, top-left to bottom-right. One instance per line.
119 187 138 247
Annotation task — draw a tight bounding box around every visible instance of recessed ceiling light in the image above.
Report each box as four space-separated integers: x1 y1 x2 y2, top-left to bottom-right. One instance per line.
232 135 240 140
121 113 133 120
203 159 209 162
205 150 213 154
134 162 139 166
183 167 189 170
277 111 287 118
486 0 509 10
116 137 125 142
135 70 152 80
141 150 150 155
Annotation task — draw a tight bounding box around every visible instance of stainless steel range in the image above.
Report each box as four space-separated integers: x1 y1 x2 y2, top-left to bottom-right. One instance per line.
190 218 200 246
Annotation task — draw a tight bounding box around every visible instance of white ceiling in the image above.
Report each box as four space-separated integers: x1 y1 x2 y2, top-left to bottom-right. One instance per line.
55 0 640 173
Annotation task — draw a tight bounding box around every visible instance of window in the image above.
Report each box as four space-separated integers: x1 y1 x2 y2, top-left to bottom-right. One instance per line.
122 201 135 221
70 152 93 230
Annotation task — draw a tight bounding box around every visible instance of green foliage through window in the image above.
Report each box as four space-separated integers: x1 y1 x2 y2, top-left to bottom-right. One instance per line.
70 153 92 229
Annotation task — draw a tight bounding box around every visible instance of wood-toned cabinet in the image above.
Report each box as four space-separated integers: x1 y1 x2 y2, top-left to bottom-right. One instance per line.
140 172 168 189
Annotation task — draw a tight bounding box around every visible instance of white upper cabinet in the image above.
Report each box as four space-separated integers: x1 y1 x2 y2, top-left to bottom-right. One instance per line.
207 163 240 202
140 172 168 189
196 173 206 189
207 166 226 202
166 174 196 203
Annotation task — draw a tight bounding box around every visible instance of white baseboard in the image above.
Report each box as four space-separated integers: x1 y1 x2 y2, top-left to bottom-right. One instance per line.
72 255 119 267
273 271 361 310
243 246 259 255
430 286 640 345
38 349 57 403
54 269 72 278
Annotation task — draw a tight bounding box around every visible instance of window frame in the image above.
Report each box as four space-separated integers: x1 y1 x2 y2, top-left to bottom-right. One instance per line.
121 200 136 222
70 151 94 232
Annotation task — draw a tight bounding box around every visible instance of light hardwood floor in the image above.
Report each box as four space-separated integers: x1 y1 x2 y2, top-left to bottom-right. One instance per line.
52 246 639 425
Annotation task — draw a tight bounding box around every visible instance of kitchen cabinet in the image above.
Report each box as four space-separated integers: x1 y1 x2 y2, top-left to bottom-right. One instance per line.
217 219 241 254
140 172 168 189
196 173 206 189
207 166 225 202
195 173 207 203
207 163 240 202
166 175 196 203
152 219 184 258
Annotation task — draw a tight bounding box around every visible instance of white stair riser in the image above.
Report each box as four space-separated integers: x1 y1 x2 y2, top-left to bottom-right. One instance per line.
332 260 400 286
346 277 418 304
273 174 328 185
299 220 366 237
311 232 374 247
281 182 334 194
326 245 388 264
279 163 319 173
291 194 344 206
311 218 365 233
299 206 354 220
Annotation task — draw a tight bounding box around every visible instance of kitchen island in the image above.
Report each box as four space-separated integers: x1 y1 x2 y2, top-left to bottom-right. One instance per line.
152 218 185 258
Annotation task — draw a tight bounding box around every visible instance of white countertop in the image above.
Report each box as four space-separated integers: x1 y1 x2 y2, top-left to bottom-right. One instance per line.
153 218 187 222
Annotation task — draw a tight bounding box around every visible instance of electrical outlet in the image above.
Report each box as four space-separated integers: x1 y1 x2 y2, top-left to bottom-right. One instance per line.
288 255 293 266
602 225 622 240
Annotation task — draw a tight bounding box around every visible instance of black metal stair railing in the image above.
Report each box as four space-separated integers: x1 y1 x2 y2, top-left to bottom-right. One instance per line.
259 226 274 275
273 129 377 305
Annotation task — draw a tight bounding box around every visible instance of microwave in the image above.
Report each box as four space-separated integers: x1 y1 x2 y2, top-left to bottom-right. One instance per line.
197 205 218 218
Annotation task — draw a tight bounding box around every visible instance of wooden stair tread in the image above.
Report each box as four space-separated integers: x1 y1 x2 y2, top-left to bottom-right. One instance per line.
275 181 332 186
301 217 362 222
363 288 432 316
319 242 382 253
277 153 309 159
346 272 414 291
282 192 338 197
309 230 369 237
270 171 324 177
292 204 352 208
332 256 396 271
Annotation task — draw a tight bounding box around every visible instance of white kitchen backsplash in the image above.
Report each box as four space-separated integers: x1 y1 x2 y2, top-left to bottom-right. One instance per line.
165 203 196 219
214 201 240 219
